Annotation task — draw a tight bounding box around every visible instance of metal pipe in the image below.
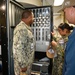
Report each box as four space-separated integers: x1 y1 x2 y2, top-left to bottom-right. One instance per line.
10 0 24 9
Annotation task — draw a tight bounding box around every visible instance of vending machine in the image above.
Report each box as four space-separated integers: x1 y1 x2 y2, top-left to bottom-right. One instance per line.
26 6 53 75
26 6 53 53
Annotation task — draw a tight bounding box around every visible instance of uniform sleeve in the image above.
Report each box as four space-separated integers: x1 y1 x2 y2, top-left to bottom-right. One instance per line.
64 39 75 75
13 28 29 68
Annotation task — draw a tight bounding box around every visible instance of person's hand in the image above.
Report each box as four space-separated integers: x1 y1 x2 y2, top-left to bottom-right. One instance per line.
51 32 55 37
21 67 27 72
51 40 57 47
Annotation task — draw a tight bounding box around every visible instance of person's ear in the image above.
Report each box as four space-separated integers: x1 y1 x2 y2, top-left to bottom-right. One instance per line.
65 29 70 33
70 7 74 16
64 29 67 33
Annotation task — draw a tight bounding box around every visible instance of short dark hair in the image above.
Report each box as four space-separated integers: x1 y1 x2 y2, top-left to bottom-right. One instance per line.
22 10 32 19
58 23 74 31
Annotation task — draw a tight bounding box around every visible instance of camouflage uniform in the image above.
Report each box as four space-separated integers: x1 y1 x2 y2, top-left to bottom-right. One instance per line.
13 21 35 75
52 36 68 75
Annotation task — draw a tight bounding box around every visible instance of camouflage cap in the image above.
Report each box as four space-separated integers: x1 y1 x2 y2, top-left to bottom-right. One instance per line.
62 0 75 10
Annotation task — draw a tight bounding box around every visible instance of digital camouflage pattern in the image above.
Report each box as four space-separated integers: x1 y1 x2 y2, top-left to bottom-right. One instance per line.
13 21 35 75
52 36 68 75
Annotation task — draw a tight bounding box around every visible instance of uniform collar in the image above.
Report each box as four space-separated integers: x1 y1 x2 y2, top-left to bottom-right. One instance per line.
21 21 32 32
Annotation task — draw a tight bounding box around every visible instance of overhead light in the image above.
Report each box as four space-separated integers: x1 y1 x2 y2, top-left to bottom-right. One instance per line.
1 5 6 10
54 0 64 6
